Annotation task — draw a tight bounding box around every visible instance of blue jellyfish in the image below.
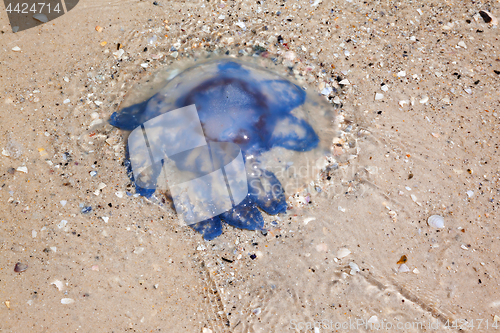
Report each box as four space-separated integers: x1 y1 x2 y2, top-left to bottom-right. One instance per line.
109 58 334 240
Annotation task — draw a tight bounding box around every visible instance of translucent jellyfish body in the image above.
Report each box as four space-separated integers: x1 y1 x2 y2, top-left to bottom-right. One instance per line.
110 58 336 239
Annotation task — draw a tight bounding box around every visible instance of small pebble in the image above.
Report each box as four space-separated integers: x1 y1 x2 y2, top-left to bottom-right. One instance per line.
321 86 333 95
479 10 498 26
374 93 384 101
381 84 388 92
57 220 68 229
81 206 92 214
466 190 474 198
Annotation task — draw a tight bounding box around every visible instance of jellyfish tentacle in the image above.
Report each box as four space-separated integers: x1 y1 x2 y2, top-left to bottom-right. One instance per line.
220 196 265 231
248 169 287 215
190 216 223 240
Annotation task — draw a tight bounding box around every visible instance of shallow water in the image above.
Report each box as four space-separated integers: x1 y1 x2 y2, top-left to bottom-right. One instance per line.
1 0 500 332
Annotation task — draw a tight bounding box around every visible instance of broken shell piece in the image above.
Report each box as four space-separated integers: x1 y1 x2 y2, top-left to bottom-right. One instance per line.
349 262 360 275
398 264 410 273
14 262 28 272
479 10 498 26
33 14 48 23
12 46 21 52
428 215 445 228
61 298 75 305
374 93 384 101
419 96 429 104
16 166 28 173
303 217 316 225
336 247 351 259
51 280 64 291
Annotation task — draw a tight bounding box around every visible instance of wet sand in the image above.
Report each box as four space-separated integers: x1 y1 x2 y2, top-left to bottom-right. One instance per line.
1 0 500 332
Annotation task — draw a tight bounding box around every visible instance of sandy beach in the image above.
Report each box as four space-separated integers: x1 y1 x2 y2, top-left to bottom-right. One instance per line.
1 0 500 331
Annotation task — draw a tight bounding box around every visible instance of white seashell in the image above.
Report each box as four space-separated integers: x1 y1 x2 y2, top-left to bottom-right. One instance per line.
61 298 74 304
427 215 445 228
336 247 351 259
398 264 410 273
349 262 360 275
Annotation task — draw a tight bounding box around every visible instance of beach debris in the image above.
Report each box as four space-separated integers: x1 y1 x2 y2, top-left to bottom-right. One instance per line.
61 298 75 305
51 280 64 291
349 262 360 275
16 166 28 173
398 264 410 273
466 190 474 198
303 217 316 225
397 255 408 265
428 215 445 228
81 206 92 214
336 247 351 259
235 21 246 30
12 46 21 52
57 220 68 229
14 262 28 272
374 93 384 101
479 10 498 26
33 13 48 23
